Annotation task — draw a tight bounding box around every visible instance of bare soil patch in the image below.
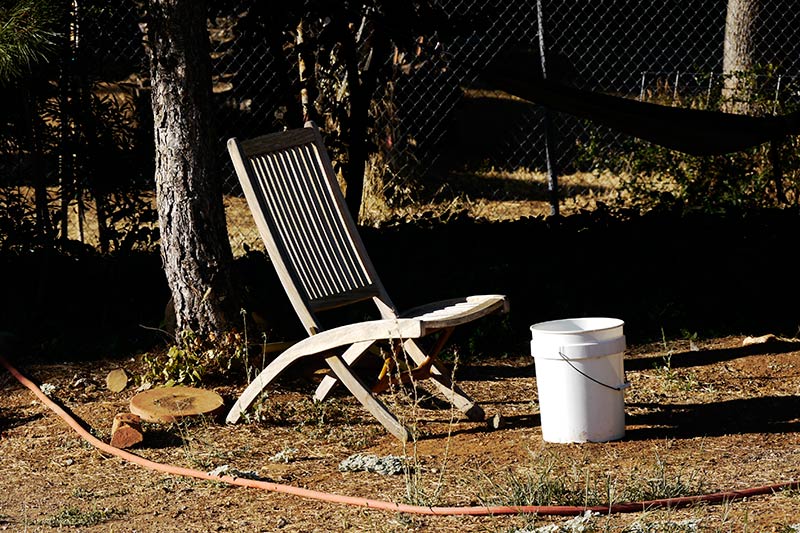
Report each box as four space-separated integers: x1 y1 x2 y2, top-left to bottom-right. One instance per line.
3 334 800 532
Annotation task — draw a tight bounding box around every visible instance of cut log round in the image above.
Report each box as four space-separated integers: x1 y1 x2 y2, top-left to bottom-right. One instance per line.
106 369 129 392
110 413 144 449
129 386 225 423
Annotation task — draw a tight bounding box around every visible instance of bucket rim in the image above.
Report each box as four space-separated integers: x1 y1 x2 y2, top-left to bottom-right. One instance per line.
530 317 624 335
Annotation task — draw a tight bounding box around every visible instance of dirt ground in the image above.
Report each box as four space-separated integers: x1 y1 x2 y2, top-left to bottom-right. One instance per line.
3 333 800 532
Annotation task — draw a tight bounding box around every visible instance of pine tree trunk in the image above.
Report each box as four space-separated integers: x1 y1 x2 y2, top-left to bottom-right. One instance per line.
148 0 237 335
722 0 759 114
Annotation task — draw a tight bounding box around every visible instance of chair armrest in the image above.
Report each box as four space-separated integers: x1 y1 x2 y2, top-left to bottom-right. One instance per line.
401 294 508 330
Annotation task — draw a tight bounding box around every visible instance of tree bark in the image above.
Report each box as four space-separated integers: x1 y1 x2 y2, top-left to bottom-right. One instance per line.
722 0 760 114
149 0 238 335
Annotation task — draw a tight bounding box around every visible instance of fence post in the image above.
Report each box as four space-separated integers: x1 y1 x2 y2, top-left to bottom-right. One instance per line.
536 0 559 218
58 0 79 243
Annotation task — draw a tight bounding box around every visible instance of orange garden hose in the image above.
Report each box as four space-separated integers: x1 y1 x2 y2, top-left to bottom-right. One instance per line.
2 352 799 517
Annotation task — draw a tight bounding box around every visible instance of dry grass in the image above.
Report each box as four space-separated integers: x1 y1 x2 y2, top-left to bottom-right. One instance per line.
3 335 800 531
358 168 629 227
10 166 630 256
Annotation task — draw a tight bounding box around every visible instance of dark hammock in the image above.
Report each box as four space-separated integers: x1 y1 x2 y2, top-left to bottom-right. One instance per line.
491 75 800 155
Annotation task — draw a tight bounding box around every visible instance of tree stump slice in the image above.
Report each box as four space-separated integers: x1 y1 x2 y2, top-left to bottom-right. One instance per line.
129 386 225 423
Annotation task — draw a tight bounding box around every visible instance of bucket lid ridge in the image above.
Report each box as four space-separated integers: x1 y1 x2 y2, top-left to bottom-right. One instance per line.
530 317 624 335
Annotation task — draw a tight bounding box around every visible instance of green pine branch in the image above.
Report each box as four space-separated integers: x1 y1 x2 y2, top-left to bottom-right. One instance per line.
0 0 63 83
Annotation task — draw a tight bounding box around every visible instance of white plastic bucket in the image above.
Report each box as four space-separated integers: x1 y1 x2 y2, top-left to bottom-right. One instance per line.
530 317 628 443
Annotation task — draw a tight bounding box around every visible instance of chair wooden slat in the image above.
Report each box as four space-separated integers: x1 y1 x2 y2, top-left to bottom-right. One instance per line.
271 149 335 297
293 144 370 292
252 153 326 299
252 144 375 305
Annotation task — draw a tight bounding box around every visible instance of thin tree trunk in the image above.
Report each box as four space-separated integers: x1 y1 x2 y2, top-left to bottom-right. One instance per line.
722 0 760 114
340 21 389 221
149 0 238 335
296 20 315 123
23 91 52 242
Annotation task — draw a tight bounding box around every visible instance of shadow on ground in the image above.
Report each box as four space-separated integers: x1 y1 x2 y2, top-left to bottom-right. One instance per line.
625 341 800 372
3 207 799 360
626 395 800 439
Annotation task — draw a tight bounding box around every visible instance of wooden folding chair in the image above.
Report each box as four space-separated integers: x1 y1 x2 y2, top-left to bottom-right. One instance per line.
225 122 508 440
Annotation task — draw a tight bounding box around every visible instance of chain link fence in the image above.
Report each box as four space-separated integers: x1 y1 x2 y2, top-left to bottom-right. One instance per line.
383 0 800 205
3 0 799 255
211 0 800 251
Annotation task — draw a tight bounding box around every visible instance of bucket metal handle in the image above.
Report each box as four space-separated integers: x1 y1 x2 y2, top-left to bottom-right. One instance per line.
557 350 630 392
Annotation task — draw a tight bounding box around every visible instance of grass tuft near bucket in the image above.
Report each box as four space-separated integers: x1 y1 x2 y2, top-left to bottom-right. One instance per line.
530 317 628 443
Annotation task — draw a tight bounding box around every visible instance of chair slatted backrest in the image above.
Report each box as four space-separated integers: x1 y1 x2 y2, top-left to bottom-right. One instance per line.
228 124 389 334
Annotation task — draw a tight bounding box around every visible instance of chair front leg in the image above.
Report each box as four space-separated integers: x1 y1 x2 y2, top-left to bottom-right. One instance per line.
313 340 374 401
